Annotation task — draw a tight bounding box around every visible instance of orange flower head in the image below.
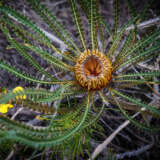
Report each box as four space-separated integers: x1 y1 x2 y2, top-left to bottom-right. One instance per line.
74 50 112 90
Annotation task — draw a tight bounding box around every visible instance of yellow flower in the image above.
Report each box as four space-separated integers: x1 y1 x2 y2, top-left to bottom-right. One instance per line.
13 86 26 100
0 104 14 113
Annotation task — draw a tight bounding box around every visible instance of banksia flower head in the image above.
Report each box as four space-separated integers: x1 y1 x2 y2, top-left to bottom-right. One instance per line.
75 49 112 90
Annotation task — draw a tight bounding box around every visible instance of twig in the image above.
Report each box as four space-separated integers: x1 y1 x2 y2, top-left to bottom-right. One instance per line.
5 108 20 160
116 137 154 159
42 0 67 8
125 17 160 31
8 14 67 52
11 107 23 120
41 28 67 49
154 55 160 99
36 74 45 89
137 62 155 70
89 112 140 160
6 108 23 159
5 150 14 160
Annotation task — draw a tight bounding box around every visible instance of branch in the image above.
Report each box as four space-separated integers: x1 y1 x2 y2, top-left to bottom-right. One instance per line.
125 17 160 31
89 112 140 160
116 138 154 159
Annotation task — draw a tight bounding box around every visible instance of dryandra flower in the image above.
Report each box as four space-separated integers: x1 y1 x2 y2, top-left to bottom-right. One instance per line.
75 49 112 90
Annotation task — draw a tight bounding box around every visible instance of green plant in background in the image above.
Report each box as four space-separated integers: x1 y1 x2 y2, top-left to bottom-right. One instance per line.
0 0 160 159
